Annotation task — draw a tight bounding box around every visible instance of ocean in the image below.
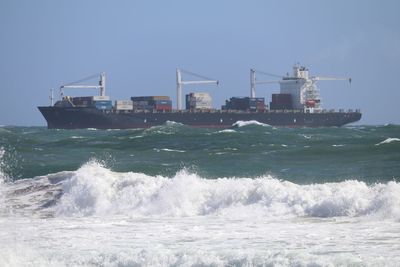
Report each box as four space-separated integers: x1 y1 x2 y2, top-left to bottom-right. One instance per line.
0 122 399 266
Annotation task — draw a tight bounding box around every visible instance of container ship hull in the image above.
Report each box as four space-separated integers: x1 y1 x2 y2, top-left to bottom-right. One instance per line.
38 107 361 129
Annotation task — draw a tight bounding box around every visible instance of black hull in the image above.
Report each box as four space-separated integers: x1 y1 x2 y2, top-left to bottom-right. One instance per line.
38 107 361 129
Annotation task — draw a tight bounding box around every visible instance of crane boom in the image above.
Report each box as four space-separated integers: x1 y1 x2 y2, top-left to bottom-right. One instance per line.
61 85 101 88
250 69 290 97
60 72 106 96
312 76 351 83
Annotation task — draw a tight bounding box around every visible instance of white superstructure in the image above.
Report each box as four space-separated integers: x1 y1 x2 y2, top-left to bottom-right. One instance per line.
251 64 351 112
280 65 319 110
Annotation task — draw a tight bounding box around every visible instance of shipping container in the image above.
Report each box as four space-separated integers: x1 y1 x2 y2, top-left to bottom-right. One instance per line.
223 97 265 111
92 96 110 101
71 96 94 107
131 96 170 101
115 100 133 110
93 100 112 109
270 94 293 110
152 96 170 100
94 103 113 110
115 105 133 110
155 105 172 111
186 92 212 110
151 100 172 106
115 100 133 105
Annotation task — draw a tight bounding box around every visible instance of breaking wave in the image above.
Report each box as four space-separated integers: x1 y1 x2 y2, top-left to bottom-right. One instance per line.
232 120 272 128
375 137 400 146
2 161 399 220
0 147 5 181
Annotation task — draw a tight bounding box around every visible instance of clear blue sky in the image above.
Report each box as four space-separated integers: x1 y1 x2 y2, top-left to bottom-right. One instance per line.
1 0 399 125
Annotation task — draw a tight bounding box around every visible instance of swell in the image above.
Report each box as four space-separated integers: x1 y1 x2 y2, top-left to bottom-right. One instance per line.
0 125 399 181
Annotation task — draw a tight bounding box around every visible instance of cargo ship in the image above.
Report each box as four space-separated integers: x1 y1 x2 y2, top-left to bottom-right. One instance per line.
38 65 361 129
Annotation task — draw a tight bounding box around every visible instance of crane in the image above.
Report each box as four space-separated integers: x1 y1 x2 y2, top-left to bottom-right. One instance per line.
60 72 106 97
250 67 351 96
176 69 219 110
250 68 284 98
250 65 351 110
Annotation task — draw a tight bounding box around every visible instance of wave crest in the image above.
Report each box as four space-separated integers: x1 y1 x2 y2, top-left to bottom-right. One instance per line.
232 120 272 128
47 162 400 219
375 137 400 146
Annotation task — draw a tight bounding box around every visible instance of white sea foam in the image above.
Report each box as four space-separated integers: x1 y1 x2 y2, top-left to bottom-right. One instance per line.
2 162 400 266
0 147 4 161
216 129 237 133
0 147 6 181
0 242 378 267
161 148 186 153
39 161 400 220
232 120 271 128
164 120 184 126
144 121 185 135
129 135 143 139
375 137 400 146
70 136 84 139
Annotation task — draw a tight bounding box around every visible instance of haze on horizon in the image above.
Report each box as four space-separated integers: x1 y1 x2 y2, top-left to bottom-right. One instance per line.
1 0 399 126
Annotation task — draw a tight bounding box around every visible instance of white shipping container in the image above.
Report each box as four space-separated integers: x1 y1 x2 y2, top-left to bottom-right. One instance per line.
92 96 111 101
115 104 133 110
192 102 212 109
115 100 133 105
191 92 210 98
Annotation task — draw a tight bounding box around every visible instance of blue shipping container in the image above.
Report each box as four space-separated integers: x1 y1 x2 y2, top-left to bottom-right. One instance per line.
93 100 112 105
152 100 172 105
93 100 113 110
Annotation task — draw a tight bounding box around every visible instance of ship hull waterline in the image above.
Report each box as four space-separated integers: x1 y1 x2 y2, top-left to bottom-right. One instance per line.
38 107 361 129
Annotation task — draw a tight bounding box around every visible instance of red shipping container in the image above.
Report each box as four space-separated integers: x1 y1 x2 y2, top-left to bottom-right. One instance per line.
155 105 172 111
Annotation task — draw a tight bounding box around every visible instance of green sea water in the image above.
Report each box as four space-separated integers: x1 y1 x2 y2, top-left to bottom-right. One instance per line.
1 122 400 266
1 122 399 183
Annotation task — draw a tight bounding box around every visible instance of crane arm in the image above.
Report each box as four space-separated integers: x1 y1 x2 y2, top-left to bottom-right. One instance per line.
60 85 101 89
180 80 219 85
255 79 298 85
176 68 219 110
59 72 106 96
254 80 281 85
312 76 351 83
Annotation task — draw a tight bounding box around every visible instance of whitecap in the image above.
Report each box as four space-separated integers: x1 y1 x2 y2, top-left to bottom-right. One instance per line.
216 129 237 133
70 136 84 139
161 148 185 153
375 138 400 146
232 120 271 128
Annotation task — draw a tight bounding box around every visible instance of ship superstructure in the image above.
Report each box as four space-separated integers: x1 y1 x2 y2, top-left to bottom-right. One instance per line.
250 64 351 113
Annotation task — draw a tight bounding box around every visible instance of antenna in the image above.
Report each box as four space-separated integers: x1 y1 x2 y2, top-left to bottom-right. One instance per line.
49 89 54 106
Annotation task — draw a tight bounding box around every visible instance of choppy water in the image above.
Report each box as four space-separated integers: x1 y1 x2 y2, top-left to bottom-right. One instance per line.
0 122 400 266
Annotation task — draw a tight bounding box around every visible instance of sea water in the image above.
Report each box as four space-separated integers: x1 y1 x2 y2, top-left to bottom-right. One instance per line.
0 123 399 266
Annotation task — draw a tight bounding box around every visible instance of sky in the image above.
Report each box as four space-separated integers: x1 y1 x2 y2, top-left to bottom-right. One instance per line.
0 0 399 126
